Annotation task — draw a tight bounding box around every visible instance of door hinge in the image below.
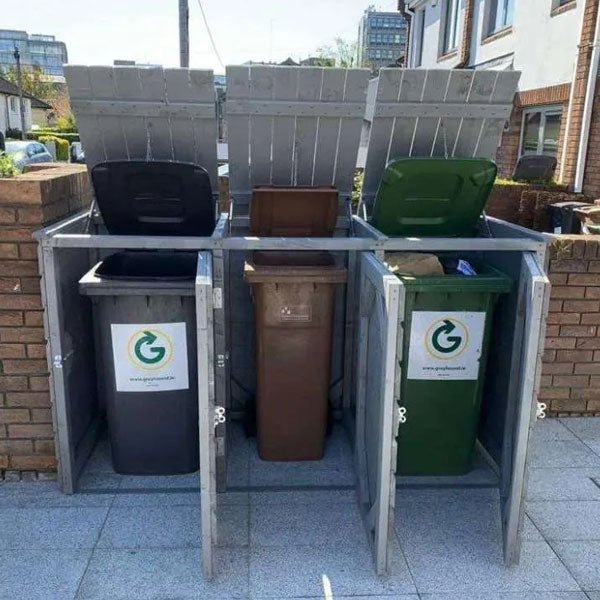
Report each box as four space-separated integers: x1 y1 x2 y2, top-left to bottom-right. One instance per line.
53 351 74 369
536 402 547 420
214 406 226 428
398 406 407 424
213 288 223 309
217 352 228 369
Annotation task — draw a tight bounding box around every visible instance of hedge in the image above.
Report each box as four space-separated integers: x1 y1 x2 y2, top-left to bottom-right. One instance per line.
38 135 70 161
27 131 80 144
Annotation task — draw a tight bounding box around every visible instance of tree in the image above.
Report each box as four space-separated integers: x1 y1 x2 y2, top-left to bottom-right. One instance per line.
316 38 358 68
1 65 56 102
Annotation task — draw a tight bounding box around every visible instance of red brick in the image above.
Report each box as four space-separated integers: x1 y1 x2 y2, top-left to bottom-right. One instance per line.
552 375 590 387
0 328 44 343
20 278 41 294
569 273 600 286
581 313 600 324
550 399 587 413
0 295 41 311
34 439 55 454
576 338 600 349
0 376 28 392
542 362 574 374
0 243 18 259
560 325 597 337
26 344 46 359
563 300 600 312
16 207 42 225
9 455 56 470
0 278 21 293
5 392 50 408
0 343 25 358
546 325 560 337
24 312 43 327
546 337 577 349
0 260 39 277
0 454 8 468
0 312 22 326
2 359 48 374
0 207 16 223
588 400 600 411
7 423 53 438
31 408 51 423
0 408 29 423
549 299 563 311
29 376 49 391
586 287 600 299
556 349 594 362
549 273 568 285
0 439 33 454
539 387 571 399
571 388 600 400
575 362 600 374
543 349 557 362
552 286 586 299
550 259 588 272
547 312 581 325
17 244 38 260
0 227 35 242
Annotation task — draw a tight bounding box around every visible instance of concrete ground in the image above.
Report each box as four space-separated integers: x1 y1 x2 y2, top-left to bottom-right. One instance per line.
1 418 600 600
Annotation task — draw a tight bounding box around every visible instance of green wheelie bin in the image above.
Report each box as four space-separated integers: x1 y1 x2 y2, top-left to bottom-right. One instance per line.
371 157 512 476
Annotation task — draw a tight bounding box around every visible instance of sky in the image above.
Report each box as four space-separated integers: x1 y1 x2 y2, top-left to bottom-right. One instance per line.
6 0 400 74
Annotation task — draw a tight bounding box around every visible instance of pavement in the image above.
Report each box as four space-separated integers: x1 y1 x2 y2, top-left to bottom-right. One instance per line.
1 417 600 599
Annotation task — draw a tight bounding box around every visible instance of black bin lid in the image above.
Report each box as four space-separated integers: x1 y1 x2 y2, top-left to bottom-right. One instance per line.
91 161 215 236
95 251 197 281
513 155 557 182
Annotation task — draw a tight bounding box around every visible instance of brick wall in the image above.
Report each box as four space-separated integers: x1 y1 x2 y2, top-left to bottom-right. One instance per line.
543 235 600 416
0 164 91 479
582 80 600 199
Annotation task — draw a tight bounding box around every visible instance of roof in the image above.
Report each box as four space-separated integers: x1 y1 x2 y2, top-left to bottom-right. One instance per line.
0 76 51 109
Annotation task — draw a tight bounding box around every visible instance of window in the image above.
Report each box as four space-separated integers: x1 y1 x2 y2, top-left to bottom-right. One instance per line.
442 0 461 54
487 0 514 36
9 97 17 113
413 8 426 67
394 34 401 44
521 106 562 157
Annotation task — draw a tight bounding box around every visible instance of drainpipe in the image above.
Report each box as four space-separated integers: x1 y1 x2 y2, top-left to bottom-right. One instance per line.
574 1 600 193
456 0 474 68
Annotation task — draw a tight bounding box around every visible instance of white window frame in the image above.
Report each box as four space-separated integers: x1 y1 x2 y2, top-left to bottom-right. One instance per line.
441 0 461 55
412 8 426 67
9 96 18 113
519 105 563 157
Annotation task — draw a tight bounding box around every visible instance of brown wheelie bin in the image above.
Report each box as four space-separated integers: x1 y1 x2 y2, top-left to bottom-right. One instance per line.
244 186 346 461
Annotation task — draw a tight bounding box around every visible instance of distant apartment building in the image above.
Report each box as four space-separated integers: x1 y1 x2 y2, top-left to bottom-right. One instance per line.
400 0 600 198
357 7 408 72
0 30 68 78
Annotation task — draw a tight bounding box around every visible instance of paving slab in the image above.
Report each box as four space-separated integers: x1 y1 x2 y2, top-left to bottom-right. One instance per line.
248 539 416 598
249 488 356 505
0 482 114 508
527 501 600 541
420 593 588 600
561 418 600 456
527 468 600 502
528 437 600 469
97 504 248 549
118 472 200 490
0 549 93 600
76 547 249 600
0 507 108 549
250 499 363 547
534 419 581 441
551 541 600 592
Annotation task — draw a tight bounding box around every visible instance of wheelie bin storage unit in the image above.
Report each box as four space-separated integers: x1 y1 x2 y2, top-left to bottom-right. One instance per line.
372 157 512 476
244 186 347 461
79 160 215 475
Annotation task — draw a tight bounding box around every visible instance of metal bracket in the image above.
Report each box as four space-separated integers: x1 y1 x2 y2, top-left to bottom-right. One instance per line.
217 353 228 369
213 288 223 309
214 406 226 428
536 402 547 420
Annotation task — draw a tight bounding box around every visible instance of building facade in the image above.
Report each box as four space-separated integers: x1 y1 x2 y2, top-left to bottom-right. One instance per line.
0 30 68 78
401 0 600 197
358 7 408 72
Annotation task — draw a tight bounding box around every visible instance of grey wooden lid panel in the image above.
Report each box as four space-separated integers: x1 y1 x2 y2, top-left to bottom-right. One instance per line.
226 66 251 194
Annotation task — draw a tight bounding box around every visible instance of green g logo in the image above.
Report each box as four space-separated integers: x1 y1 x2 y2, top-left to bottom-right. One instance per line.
426 318 468 359
128 329 173 370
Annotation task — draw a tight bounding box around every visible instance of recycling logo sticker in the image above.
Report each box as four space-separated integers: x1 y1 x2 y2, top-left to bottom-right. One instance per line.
407 311 486 381
111 323 189 392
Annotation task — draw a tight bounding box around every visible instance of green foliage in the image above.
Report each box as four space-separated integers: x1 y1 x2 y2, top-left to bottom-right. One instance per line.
1 65 55 102
55 114 78 133
0 152 19 178
5 127 22 140
38 135 69 161
316 38 357 67
27 130 80 144
352 169 364 212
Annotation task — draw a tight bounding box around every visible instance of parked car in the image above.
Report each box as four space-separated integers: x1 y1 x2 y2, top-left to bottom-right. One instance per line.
5 141 53 170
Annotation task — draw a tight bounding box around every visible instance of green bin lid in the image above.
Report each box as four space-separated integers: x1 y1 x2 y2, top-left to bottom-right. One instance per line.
371 158 497 237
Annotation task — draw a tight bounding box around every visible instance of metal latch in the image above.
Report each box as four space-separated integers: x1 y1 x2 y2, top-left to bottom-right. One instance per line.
214 406 226 428
213 288 223 309
398 406 407 424
536 402 547 420
53 351 74 369
217 353 228 369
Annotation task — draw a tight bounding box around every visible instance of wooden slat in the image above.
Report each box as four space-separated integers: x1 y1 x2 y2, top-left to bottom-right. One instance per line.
64 66 107 168
313 68 346 185
334 69 370 195
249 66 274 187
270 67 298 185
294 68 323 185
226 66 251 194
112 68 146 160
138 67 172 160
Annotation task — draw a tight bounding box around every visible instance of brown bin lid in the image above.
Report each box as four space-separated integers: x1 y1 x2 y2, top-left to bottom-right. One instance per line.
249 186 338 237
244 251 347 284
